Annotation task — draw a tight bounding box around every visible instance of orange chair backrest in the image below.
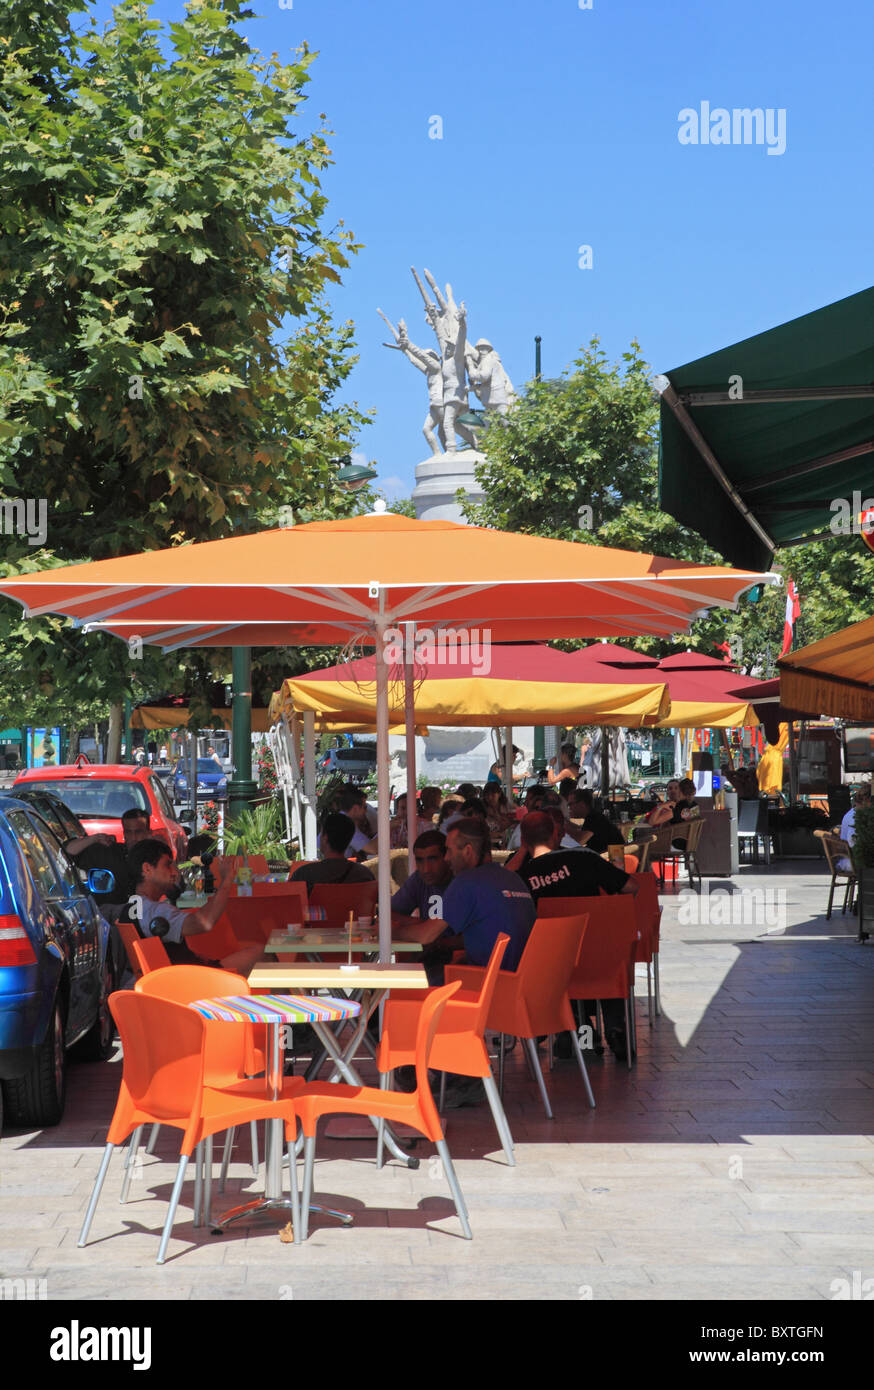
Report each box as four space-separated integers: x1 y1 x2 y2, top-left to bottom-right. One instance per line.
413 981 462 1137
109 991 205 1121
233 854 270 875
538 894 637 988
134 964 249 1004
512 915 588 1034
117 921 144 974
629 871 660 951
309 880 379 926
130 934 171 975
467 932 510 1035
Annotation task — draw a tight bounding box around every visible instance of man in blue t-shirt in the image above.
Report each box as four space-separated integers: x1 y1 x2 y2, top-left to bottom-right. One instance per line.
394 818 535 969
392 829 453 926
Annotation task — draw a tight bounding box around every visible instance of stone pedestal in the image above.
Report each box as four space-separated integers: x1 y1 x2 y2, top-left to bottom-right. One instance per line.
412 448 486 523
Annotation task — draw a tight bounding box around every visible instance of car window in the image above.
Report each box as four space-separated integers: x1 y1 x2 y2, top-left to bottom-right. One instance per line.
21 778 150 818
28 815 83 899
7 810 65 900
150 776 175 819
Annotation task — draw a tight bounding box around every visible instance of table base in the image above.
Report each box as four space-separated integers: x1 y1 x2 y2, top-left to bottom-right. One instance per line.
211 1197 352 1234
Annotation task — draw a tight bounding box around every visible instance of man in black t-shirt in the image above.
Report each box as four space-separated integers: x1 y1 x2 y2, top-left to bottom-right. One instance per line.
515 812 637 1060
568 789 626 855
291 813 375 887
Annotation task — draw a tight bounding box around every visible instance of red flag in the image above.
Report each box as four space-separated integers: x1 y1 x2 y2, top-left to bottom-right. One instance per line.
781 580 800 656
713 640 732 661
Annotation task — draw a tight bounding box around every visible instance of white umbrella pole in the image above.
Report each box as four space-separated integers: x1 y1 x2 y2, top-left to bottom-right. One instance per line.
302 711 317 861
404 622 418 873
503 726 513 802
375 620 392 962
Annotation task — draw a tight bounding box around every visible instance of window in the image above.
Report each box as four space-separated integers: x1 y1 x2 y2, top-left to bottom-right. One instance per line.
7 811 64 900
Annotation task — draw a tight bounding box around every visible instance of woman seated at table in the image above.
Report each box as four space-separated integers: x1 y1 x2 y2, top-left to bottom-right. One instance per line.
290 813 375 886
547 742 580 798
482 783 514 841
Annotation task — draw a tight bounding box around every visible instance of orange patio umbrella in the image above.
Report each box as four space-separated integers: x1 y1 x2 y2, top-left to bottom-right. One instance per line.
0 504 777 955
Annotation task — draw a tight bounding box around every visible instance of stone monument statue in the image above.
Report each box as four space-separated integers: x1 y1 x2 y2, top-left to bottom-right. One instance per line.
378 267 516 521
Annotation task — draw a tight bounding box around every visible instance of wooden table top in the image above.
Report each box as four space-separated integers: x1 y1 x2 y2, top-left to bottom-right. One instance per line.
249 960 429 991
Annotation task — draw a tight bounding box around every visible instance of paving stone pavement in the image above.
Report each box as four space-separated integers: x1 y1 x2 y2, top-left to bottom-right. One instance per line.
1 861 872 1301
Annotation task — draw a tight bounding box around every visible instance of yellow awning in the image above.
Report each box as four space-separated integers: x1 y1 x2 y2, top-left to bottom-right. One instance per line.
779 614 874 721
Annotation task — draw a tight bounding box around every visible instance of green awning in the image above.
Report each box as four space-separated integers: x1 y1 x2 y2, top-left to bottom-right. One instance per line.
0 728 22 741
658 286 874 571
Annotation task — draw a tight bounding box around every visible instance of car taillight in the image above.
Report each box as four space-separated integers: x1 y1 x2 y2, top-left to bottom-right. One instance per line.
0 914 37 966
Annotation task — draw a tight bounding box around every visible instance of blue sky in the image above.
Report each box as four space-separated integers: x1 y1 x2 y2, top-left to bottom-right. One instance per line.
92 0 874 501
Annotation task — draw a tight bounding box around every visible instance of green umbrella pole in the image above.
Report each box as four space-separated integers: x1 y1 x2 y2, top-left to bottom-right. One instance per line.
228 647 258 821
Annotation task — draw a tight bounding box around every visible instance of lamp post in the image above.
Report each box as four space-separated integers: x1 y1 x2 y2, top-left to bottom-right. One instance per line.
227 645 258 822
532 336 547 776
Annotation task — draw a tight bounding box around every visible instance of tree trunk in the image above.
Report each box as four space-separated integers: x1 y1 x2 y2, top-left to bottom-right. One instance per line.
106 701 123 763
67 726 80 763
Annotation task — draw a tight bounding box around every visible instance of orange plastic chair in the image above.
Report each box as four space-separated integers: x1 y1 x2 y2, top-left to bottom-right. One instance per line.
232 854 270 875
376 934 514 1165
187 890 303 962
308 881 378 926
537 895 639 1070
78 992 305 1264
629 871 662 1020
135 965 266 1187
130 934 172 975
292 982 471 1241
446 916 594 1119
117 921 145 976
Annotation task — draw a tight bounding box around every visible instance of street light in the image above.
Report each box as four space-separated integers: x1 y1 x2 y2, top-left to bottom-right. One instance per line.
336 455 378 491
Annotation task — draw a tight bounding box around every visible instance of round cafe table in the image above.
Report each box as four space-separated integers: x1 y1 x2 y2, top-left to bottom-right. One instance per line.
188 992 361 1233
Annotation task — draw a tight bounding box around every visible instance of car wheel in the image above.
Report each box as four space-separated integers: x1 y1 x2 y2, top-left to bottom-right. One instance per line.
3 998 67 1128
74 957 117 1062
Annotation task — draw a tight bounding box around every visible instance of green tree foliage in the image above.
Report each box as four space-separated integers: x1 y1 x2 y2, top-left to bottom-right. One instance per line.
0 0 372 725
465 340 874 674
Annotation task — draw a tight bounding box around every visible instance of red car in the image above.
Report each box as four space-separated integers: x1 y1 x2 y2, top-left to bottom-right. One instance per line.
13 758 188 859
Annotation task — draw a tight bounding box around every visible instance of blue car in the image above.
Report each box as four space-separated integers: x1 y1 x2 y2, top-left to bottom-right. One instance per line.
0 795 117 1131
172 757 228 803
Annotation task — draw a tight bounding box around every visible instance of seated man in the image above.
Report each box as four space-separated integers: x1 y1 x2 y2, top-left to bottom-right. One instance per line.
396 817 535 973
291 813 375 886
392 828 454 983
126 838 263 976
569 788 626 855
65 810 152 907
515 810 636 1061
337 786 377 857
838 786 871 871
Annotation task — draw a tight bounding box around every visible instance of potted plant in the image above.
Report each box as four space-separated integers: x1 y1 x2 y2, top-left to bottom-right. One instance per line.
852 803 874 942
223 800 289 870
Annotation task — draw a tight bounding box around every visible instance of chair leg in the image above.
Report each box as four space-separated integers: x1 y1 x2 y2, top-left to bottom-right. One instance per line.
120 1125 143 1203
624 996 634 1070
250 1121 260 1173
145 1124 160 1155
646 961 654 1024
219 1127 235 1193
628 983 638 1058
434 1137 472 1239
498 1034 506 1097
156 1153 189 1265
523 1036 553 1120
827 875 835 920
482 1072 516 1165
569 1028 596 1108
78 1143 115 1247
653 951 662 1017
286 1134 301 1238
193 1142 203 1228
439 1070 447 1113
376 1071 390 1169
299 1133 316 1242
202 1135 213 1228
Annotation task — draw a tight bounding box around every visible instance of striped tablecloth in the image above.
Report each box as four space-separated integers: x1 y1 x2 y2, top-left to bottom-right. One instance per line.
189 993 360 1024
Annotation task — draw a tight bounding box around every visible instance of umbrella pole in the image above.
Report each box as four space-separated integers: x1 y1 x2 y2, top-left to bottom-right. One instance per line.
503 726 513 802
302 712 317 860
404 622 417 873
375 621 392 962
